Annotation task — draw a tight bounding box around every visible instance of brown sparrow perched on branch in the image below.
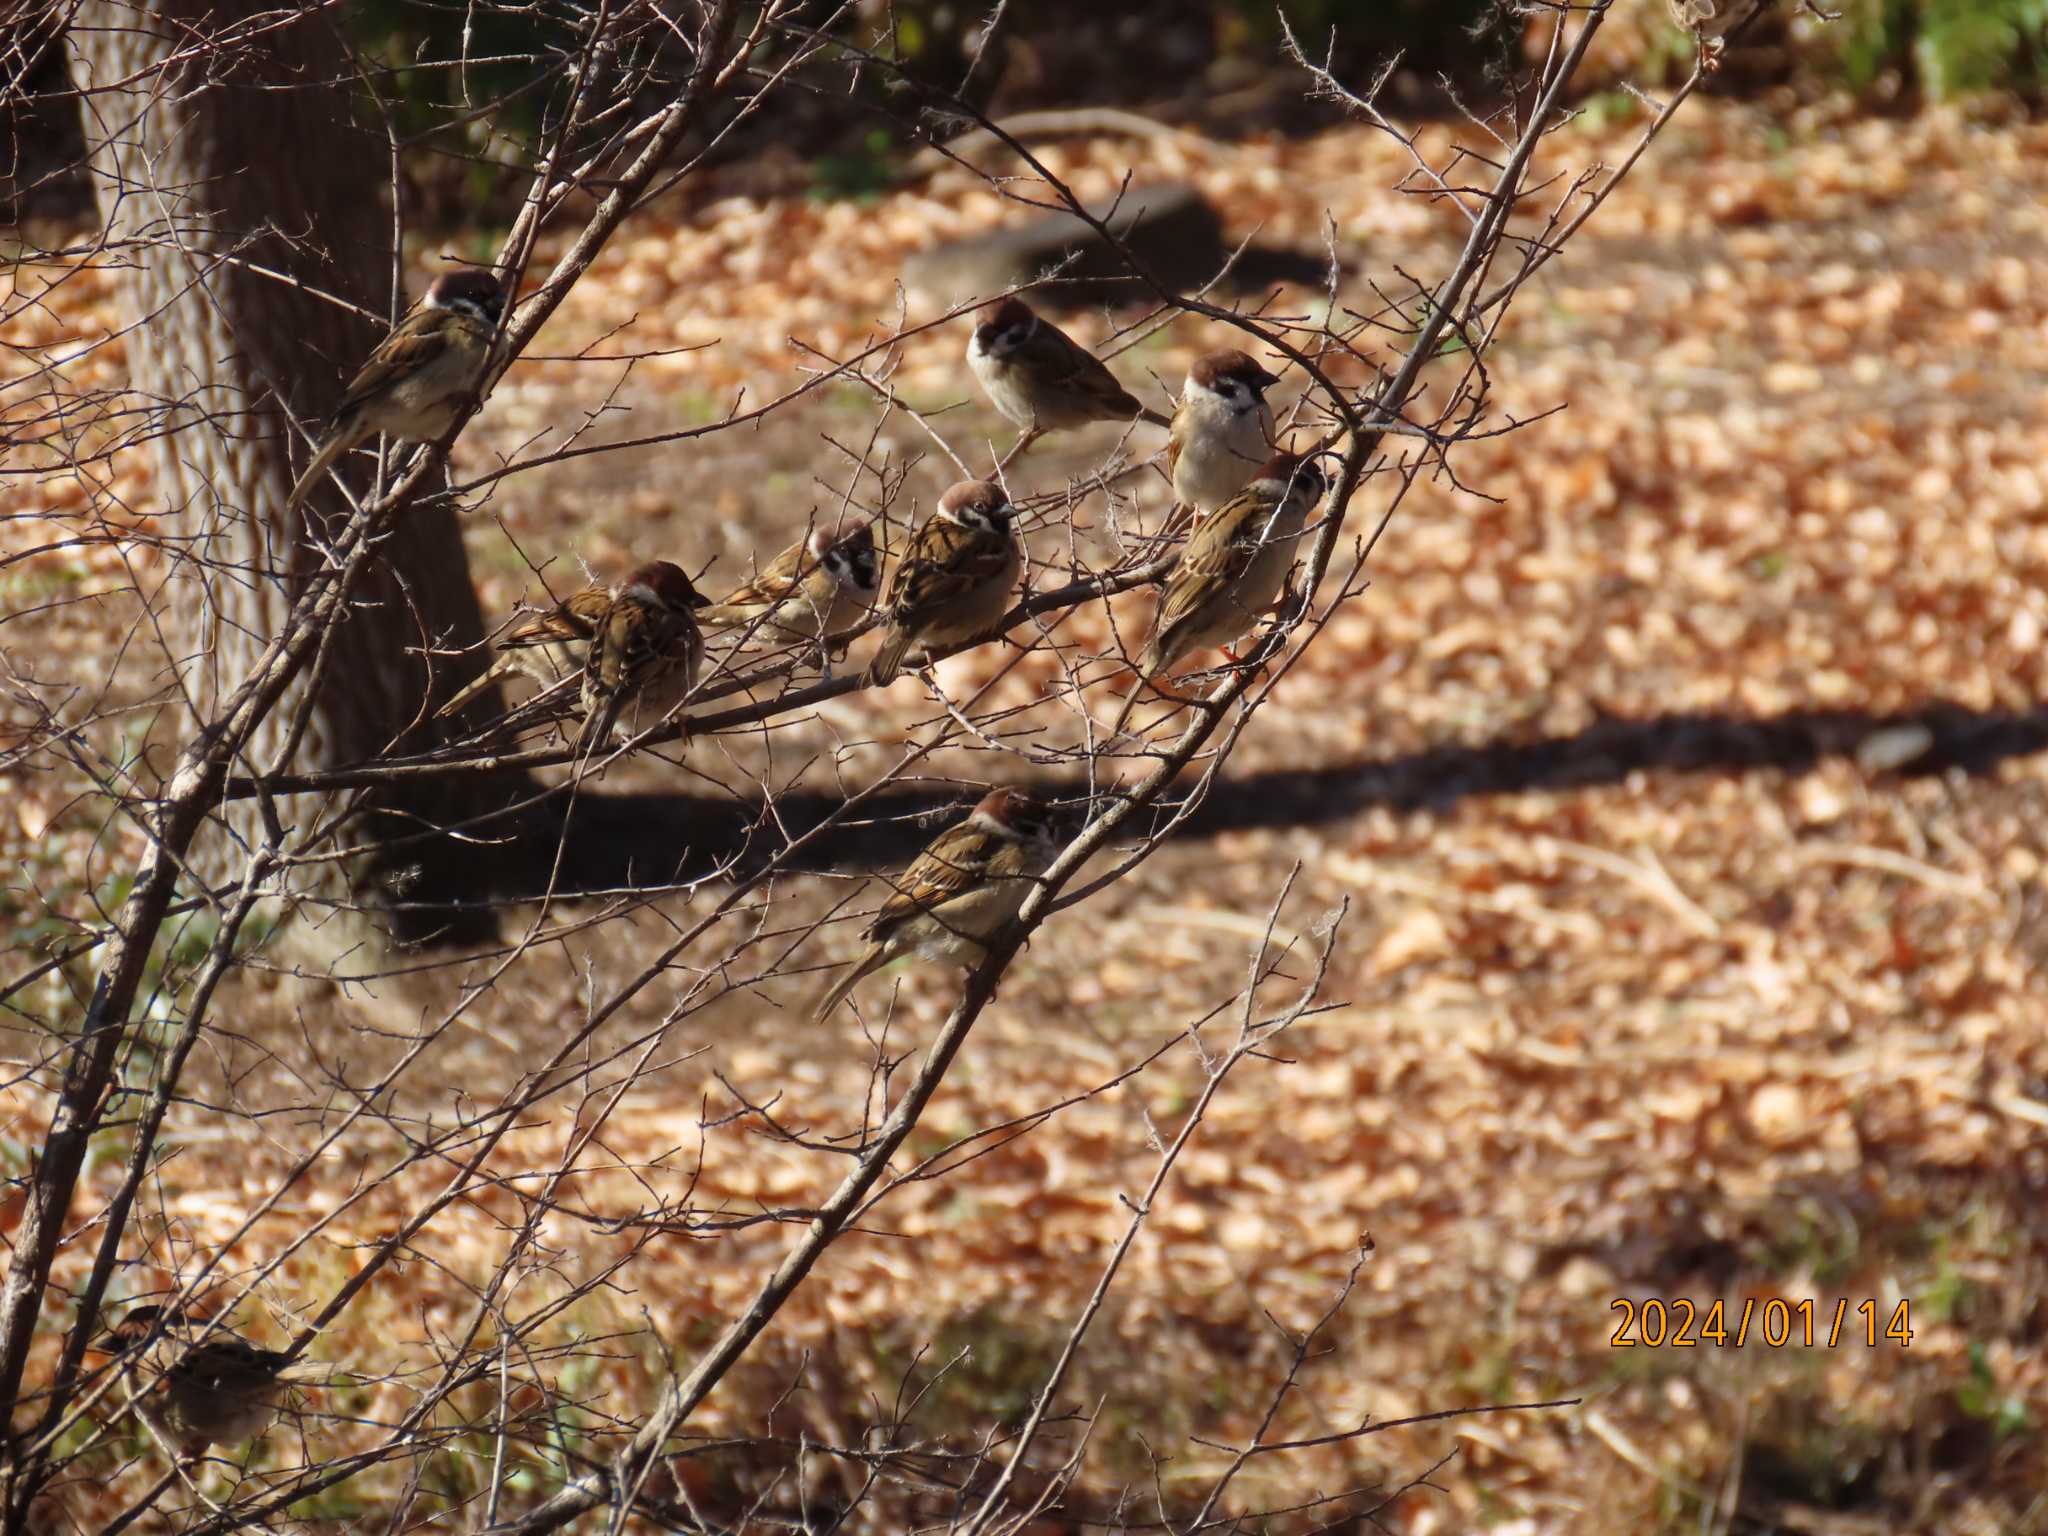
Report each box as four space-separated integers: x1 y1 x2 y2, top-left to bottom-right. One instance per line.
579 560 711 748
867 481 1022 686
1168 349 1281 517
1112 453 1326 739
967 297 1169 459
811 787 1060 1020
286 268 505 512
698 519 881 644
435 580 614 721
100 1306 313 1458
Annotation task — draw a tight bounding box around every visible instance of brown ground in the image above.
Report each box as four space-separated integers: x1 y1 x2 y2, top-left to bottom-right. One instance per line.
5 96 2048 1533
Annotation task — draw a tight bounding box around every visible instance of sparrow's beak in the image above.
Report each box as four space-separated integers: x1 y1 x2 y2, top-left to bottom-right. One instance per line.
687 590 712 609
1254 367 1282 392
973 325 997 349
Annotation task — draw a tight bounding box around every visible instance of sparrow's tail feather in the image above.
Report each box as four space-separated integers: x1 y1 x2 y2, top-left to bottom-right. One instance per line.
1107 676 1146 746
811 948 883 1022
1108 645 1170 746
867 630 911 687
284 420 367 513
434 658 513 721
576 702 618 756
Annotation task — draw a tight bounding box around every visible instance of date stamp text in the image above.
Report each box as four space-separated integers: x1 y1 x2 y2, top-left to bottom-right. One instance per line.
1610 1297 1913 1349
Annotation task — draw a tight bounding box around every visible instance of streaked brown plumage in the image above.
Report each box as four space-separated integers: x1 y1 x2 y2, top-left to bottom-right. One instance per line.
1140 453 1325 678
1109 452 1326 742
699 519 881 643
578 561 711 749
101 1305 313 1458
967 298 1169 456
811 788 1060 1019
286 269 504 512
867 482 1022 686
435 581 614 721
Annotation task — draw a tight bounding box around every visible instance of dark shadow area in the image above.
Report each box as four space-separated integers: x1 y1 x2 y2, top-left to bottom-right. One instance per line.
383 698 2048 929
1156 698 2048 836
900 181 1335 312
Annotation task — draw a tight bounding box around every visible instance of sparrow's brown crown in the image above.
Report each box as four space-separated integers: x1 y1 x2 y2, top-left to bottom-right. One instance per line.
1251 451 1326 499
628 560 710 609
102 1303 180 1350
973 297 1038 351
822 520 879 593
973 786 1053 841
425 269 506 327
1190 349 1279 394
937 480 1014 529
806 518 874 558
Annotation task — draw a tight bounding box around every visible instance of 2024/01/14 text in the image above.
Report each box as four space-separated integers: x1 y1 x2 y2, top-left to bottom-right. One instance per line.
1610 1296 1913 1348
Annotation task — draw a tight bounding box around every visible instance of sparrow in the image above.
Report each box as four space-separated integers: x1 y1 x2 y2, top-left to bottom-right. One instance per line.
100 1305 313 1458
811 787 1060 1019
1167 349 1281 517
580 560 711 748
967 297 1169 458
286 268 505 512
698 519 881 644
435 580 614 721
867 481 1023 686
1113 453 1326 737
1669 0 1765 65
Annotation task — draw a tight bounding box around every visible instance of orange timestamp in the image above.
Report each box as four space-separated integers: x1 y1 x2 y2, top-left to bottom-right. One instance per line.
1610 1296 1913 1349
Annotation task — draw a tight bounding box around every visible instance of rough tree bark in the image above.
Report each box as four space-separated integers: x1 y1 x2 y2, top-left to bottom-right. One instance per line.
67 0 516 947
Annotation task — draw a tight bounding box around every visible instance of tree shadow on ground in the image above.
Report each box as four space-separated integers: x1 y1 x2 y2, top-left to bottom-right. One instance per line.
430 699 2048 919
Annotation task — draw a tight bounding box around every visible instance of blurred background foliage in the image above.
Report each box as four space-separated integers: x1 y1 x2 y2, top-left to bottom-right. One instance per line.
1835 0 2048 98
8 0 2048 223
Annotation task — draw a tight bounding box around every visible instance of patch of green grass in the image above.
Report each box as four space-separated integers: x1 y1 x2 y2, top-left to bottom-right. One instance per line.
1956 1339 2032 1438
927 1309 1065 1425
1754 1197 1861 1287
0 561 92 605
1575 89 1643 130
1749 549 1790 580
809 130 899 204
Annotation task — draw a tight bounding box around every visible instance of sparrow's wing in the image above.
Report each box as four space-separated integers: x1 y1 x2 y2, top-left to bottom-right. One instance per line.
716 537 810 609
1029 324 1144 417
592 601 653 694
588 598 642 696
500 584 609 651
866 821 1006 941
1152 491 1273 637
886 519 1013 623
331 309 457 421
176 1339 291 1391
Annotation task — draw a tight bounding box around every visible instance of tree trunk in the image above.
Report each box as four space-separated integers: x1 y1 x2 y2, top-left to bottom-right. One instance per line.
69 0 518 947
